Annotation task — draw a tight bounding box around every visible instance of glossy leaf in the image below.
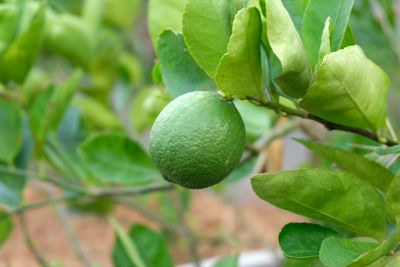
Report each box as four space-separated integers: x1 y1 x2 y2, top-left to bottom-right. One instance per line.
0 98 22 164
183 0 231 77
148 0 185 46
279 222 338 259
385 171 400 223
302 0 355 66
44 12 94 68
251 169 386 240
214 254 239 267
265 0 311 98
78 133 162 185
295 138 394 192
301 45 389 130
282 0 307 34
112 222 174 267
157 30 217 98
319 237 379 267
2 1 45 83
0 211 12 246
216 7 262 97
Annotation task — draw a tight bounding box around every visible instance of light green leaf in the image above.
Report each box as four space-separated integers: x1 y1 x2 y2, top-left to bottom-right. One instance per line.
295 138 394 192
251 169 386 240
302 0 355 66
214 254 239 267
78 133 162 185
319 237 379 267
346 223 400 267
112 221 174 267
0 4 17 58
183 0 231 77
148 0 185 46
231 0 247 22
318 17 332 64
104 0 140 28
266 0 311 98
73 97 122 130
157 30 217 98
385 171 400 224
44 12 94 68
0 98 22 164
279 222 339 259
301 45 389 130
2 1 45 83
0 210 12 247
216 7 262 97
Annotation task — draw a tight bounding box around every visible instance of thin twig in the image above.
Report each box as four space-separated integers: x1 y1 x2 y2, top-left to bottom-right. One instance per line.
18 213 49 267
246 95 398 146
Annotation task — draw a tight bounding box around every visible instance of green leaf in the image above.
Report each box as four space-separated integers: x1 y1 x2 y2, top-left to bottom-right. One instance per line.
104 0 140 28
1 1 45 83
183 0 231 77
251 169 386 240
148 0 185 46
0 210 12 246
0 4 17 58
302 0 355 66
78 132 162 185
73 97 122 130
376 145 400 156
319 236 379 267
112 221 174 267
214 254 239 267
215 7 262 97
231 0 247 22
0 98 22 164
301 45 389 130
318 18 332 64
346 223 400 267
282 0 307 34
295 138 394 192
44 12 94 68
279 222 339 259
385 171 400 224
340 26 356 49
265 0 311 98
156 30 217 98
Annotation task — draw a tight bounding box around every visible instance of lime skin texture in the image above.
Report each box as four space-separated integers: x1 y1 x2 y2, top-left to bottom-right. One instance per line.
149 91 246 189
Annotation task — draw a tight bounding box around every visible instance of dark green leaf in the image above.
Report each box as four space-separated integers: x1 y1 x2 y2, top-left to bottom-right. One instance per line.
148 0 185 46
279 222 338 259
112 222 174 267
0 98 22 164
265 0 311 98
157 30 217 98
183 0 231 77
295 138 394 192
301 45 389 130
319 237 379 267
251 169 386 240
2 1 45 83
214 254 239 267
216 7 262 97
385 171 400 224
302 0 355 66
78 133 162 185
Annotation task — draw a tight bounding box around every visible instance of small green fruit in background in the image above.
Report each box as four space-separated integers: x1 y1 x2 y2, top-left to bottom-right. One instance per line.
149 91 245 189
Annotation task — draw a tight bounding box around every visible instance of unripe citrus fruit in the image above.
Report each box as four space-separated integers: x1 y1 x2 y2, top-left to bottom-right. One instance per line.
149 91 245 189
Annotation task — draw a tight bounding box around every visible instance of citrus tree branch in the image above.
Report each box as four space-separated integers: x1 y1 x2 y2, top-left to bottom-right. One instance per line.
246 96 398 146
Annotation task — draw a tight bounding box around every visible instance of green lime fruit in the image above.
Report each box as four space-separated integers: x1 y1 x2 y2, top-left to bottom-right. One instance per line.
149 91 245 189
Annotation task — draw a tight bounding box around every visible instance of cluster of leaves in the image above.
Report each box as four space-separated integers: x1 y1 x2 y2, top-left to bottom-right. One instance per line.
149 0 400 266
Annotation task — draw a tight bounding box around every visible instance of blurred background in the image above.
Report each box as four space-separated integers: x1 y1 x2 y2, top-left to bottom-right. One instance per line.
0 0 399 266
